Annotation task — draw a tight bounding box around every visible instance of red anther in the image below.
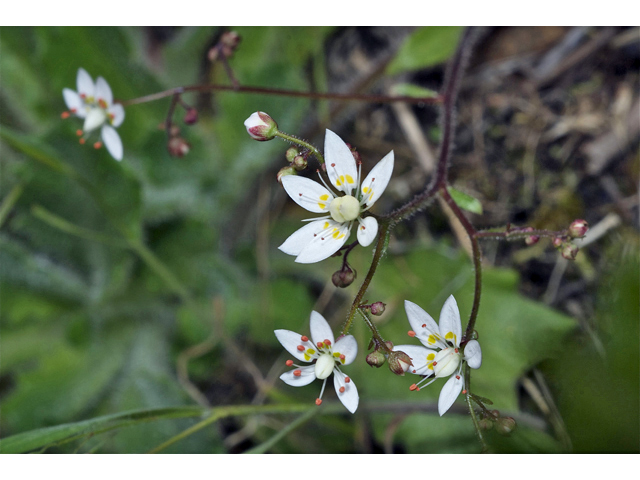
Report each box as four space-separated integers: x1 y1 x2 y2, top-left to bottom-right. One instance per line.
79 138 86 145
422 324 426 328
315 398 323 406
98 99 107 109
412 370 416 373
61 111 70 119
345 377 351 383
339 354 346 361
293 369 302 377
462 389 467 394
408 330 416 337
76 130 83 136
455 375 461 380
416 387 420 391
432 361 437 366
285 360 294 367
339 386 345 393
297 345 305 351
93 141 102 149
331 163 335 167
317 342 324 349
80 93 86 99
409 384 418 391
324 339 331 346
455 348 459 353
300 335 308 342
70 108 77 113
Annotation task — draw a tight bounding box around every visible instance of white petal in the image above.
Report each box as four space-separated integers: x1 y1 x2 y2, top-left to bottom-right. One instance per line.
274 329 311 362
439 295 462 347
333 369 358 414
108 103 125 127
324 129 358 195
281 175 334 214
309 311 334 346
464 340 482 369
95 76 113 106
279 220 327 257
294 220 350 264
63 88 82 112
359 150 394 207
438 373 464 416
356 216 378 247
76 68 94 98
334 335 357 365
101 125 123 161
404 300 446 349
83 108 107 132
393 344 436 375
280 365 317 387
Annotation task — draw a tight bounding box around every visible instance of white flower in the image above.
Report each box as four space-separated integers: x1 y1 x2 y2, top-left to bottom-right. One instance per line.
62 68 125 161
275 311 359 413
393 295 482 416
279 130 394 263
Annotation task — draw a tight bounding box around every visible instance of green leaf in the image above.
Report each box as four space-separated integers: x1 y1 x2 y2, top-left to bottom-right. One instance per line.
448 186 483 214
390 83 439 99
387 27 464 75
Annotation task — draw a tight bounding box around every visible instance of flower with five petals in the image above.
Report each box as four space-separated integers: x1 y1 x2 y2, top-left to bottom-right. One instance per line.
394 295 482 416
279 129 393 263
62 68 125 161
275 311 359 413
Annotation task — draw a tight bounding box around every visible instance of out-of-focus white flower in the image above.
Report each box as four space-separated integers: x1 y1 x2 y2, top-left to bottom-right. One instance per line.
279 129 394 263
62 68 125 161
275 311 359 413
394 295 482 416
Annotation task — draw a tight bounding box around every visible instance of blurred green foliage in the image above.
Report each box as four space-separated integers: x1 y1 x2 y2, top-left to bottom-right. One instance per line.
1 26 637 454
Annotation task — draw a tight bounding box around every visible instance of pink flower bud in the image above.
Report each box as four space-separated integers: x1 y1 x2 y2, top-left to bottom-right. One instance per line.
184 108 199 125
292 155 308 171
568 219 589 238
370 301 386 316
561 242 579 260
388 350 413 376
167 137 191 157
552 237 564 249
244 112 278 141
522 227 539 246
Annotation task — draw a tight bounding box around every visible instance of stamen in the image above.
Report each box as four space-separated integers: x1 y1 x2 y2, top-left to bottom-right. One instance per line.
454 348 459 353
408 330 416 337
409 384 418 391
345 376 351 383
93 141 102 149
339 386 345 393
79 138 86 145
462 389 467 394
301 335 308 342
339 354 346 361
316 170 338 197
297 345 305 351
76 130 83 136
422 324 427 328
317 342 323 349
315 398 322 406
293 369 302 377
324 339 331 346
61 111 70 119
455 375 460 380
285 360 294 367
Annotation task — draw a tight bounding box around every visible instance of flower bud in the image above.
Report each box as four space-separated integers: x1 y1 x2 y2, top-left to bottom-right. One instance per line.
244 112 278 141
366 350 386 368
495 416 517 436
285 147 299 163
388 350 413 376
478 418 494 431
552 237 564 249
332 267 356 288
167 137 191 157
384 341 394 350
292 155 308 171
561 242 579 260
370 302 386 316
522 227 539 246
568 219 588 238
184 108 199 125
220 31 241 57
277 165 297 184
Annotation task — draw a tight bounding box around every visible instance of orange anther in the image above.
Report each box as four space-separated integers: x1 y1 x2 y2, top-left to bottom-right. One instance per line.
339 354 346 361
422 324 426 328
293 369 302 377
462 389 467 394
301 335 308 342
76 130 83 136
93 141 102 149
61 111 70 119
285 360 294 367
455 375 461 380
339 386 345 393
315 398 323 406
408 330 416 337
79 138 86 145
317 342 323 349
296 345 305 351
432 361 437 366
409 384 418 391
455 348 459 353
345 377 350 383
324 339 331 346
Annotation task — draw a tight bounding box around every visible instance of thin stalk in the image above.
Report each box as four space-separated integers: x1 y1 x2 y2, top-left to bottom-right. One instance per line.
243 408 318 454
121 83 443 107
0 183 23 228
275 131 325 164
465 364 488 452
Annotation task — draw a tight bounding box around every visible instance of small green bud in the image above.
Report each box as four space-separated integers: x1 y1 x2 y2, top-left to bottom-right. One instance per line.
561 242 579 260
366 350 386 368
277 165 297 184
292 155 308 171
285 147 299 163
495 416 517 436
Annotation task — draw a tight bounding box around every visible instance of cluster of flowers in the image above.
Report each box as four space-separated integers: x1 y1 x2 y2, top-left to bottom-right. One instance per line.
62 68 125 161
244 119 484 415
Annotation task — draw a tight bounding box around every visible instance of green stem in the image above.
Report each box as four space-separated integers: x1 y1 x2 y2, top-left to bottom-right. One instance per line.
357 308 391 353
243 408 318 454
465 364 488 452
274 131 325 164
341 221 390 336
0 183 24 228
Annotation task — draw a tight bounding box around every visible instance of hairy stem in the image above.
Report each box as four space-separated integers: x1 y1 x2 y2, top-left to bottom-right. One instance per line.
275 131 325 164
